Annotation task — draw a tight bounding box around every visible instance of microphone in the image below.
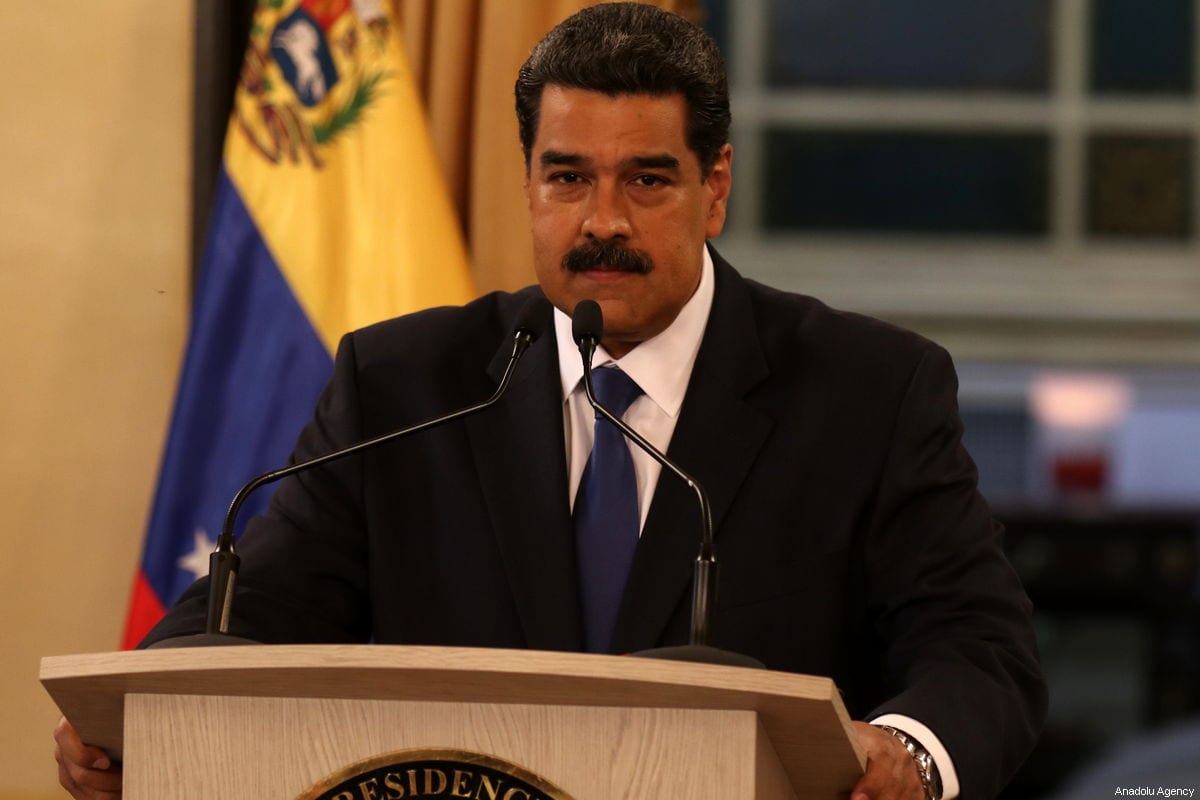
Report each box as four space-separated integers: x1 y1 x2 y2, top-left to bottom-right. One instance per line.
153 296 551 647
570 300 762 668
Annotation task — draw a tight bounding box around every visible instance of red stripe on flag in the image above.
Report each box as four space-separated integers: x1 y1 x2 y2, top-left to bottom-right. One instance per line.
121 570 166 650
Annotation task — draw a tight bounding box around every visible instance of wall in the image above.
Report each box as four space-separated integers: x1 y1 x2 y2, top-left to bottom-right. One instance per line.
0 3 190 797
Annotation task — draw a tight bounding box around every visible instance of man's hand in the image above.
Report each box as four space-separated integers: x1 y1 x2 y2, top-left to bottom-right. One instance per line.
849 721 925 800
53 717 122 799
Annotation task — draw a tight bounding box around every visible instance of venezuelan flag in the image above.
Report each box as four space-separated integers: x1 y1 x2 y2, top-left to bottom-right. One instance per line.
122 0 475 648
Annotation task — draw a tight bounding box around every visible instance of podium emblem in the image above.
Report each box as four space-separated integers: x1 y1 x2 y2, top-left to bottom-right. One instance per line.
298 748 576 800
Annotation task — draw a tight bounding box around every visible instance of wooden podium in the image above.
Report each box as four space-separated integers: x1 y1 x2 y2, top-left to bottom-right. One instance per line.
41 645 864 799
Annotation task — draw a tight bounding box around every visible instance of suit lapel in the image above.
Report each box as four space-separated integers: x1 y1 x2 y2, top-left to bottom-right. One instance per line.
611 255 773 653
466 300 583 651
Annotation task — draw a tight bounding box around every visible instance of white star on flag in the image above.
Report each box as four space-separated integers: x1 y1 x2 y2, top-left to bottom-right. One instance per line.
177 528 217 582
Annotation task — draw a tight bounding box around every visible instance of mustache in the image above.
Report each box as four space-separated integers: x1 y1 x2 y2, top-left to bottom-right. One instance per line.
562 239 653 275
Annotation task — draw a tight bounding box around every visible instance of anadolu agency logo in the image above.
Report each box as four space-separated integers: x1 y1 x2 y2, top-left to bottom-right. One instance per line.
297 749 576 800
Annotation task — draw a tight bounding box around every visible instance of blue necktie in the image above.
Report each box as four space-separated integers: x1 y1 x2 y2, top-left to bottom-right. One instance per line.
575 366 644 653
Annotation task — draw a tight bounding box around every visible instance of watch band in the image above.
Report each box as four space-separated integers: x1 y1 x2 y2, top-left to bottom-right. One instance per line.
876 724 943 800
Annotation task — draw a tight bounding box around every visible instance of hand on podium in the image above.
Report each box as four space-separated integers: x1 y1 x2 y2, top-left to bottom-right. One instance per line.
849 721 926 800
53 717 121 799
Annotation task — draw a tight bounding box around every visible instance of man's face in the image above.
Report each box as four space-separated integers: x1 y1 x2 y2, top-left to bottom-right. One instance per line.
525 86 732 358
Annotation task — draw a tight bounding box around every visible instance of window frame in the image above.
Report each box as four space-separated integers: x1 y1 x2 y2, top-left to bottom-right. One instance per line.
714 0 1200 365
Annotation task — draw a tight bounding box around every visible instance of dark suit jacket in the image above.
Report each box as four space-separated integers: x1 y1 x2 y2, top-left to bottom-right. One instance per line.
147 250 1046 798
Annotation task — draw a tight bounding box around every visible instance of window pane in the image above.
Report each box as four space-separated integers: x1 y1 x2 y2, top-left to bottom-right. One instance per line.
763 130 1050 235
1087 135 1193 239
1091 0 1194 95
766 0 1051 91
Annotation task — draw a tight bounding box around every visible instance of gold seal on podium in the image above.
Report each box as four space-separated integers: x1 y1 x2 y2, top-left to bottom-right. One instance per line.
298 748 577 800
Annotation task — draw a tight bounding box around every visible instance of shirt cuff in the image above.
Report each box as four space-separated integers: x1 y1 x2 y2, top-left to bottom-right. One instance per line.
870 713 960 800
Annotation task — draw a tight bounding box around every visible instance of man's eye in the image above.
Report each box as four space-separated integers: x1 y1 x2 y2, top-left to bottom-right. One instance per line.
552 172 581 184
634 174 666 187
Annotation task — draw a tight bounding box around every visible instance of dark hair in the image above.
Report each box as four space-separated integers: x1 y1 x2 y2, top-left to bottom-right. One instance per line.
515 3 730 177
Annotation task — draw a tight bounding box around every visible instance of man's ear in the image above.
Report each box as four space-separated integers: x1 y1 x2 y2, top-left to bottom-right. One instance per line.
704 143 733 239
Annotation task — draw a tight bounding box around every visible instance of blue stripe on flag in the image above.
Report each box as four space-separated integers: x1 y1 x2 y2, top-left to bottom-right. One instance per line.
140 168 333 606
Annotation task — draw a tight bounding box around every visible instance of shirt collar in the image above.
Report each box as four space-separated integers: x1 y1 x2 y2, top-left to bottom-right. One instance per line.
554 245 715 418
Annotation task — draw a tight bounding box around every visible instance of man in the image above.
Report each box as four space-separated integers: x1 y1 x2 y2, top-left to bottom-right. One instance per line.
55 5 1045 799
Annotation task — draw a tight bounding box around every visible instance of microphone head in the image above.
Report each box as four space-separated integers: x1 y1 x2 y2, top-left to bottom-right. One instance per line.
571 299 604 346
513 296 551 343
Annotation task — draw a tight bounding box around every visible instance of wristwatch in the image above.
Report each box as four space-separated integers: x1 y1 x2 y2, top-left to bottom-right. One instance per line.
876 724 943 800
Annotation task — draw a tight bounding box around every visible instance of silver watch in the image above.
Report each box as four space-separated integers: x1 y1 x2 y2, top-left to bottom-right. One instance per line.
876 724 943 800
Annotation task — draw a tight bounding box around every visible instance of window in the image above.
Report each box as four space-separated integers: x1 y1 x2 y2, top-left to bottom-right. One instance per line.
706 0 1200 365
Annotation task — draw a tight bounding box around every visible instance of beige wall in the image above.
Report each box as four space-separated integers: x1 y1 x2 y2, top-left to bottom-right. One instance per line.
0 3 190 797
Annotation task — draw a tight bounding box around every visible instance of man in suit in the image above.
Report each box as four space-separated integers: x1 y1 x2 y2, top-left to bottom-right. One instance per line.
55 5 1045 800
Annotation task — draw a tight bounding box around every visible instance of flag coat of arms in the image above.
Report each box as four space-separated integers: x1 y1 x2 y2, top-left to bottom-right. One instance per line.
123 0 475 648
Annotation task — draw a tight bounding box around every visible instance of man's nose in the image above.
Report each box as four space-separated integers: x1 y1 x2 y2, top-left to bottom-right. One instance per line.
582 181 633 240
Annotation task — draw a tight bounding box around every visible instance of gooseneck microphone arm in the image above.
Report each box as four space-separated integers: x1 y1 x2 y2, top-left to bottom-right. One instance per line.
204 297 549 636
570 299 718 649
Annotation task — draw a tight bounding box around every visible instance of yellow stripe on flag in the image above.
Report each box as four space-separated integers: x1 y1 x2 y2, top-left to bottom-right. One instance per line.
223 2 475 354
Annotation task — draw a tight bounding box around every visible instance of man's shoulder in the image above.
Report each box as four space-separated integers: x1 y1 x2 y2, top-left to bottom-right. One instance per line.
721 262 944 375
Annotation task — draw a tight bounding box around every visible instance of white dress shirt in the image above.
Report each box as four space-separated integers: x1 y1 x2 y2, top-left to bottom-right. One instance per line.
555 247 715 531
550 245 960 799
